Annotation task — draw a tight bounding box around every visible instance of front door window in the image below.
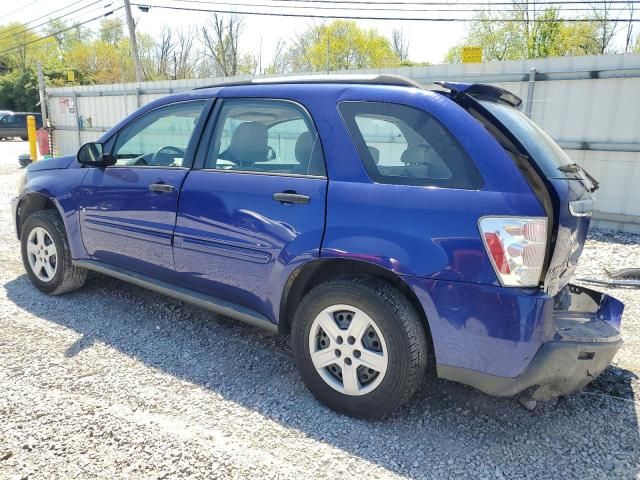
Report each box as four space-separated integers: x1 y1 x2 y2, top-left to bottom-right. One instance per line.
112 101 207 167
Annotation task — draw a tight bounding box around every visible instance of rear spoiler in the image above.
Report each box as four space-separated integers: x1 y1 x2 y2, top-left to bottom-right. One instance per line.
434 81 522 108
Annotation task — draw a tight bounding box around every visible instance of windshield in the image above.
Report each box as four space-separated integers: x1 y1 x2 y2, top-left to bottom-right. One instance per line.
480 100 572 178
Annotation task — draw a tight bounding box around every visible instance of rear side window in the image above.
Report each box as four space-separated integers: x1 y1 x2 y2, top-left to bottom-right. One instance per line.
339 101 482 189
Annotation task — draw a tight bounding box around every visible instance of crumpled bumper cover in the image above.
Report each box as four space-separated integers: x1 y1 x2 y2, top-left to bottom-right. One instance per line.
438 283 624 400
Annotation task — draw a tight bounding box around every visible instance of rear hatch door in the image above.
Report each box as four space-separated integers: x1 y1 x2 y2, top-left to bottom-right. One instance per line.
544 176 594 296
441 83 597 296
478 98 597 296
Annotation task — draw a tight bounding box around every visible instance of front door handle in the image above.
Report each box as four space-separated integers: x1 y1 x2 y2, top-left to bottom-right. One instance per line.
149 183 175 193
272 191 310 204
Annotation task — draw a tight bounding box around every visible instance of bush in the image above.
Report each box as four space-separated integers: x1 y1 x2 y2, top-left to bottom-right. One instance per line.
0 69 39 112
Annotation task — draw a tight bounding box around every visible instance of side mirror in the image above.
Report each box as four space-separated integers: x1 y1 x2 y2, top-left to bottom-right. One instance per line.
77 142 115 167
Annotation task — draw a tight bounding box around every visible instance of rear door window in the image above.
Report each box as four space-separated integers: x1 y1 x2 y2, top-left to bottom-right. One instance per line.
206 99 326 176
339 101 482 189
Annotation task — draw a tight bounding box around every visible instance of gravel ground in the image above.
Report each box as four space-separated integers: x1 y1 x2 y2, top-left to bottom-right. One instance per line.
1 144 639 479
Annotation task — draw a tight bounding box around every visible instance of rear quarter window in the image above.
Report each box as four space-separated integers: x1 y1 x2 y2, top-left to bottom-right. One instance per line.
339 101 483 189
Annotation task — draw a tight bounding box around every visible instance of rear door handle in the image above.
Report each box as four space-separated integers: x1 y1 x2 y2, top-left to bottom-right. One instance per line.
272 191 310 204
149 183 175 193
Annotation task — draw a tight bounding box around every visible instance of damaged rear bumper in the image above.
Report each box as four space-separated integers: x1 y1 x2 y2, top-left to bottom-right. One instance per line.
439 284 624 400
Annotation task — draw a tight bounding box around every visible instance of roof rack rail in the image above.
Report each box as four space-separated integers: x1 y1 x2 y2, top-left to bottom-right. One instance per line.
192 74 423 90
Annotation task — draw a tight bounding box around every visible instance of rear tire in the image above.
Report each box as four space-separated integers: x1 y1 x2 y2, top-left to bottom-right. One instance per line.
20 210 87 295
291 276 428 418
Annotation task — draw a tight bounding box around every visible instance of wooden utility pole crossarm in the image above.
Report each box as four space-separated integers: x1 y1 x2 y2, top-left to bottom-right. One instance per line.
124 0 143 82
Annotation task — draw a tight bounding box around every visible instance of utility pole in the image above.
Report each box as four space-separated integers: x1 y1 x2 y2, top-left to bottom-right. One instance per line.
258 37 262 75
124 0 143 82
36 62 48 128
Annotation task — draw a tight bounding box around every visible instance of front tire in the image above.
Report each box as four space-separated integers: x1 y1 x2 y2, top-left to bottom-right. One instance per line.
292 276 428 418
20 210 87 295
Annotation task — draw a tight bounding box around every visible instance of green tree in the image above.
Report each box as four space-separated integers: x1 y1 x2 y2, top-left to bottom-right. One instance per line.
454 10 526 62
554 22 600 56
289 20 399 72
42 19 92 54
444 6 602 63
65 38 135 84
44 19 72 54
529 8 562 58
0 23 61 109
99 18 124 46
444 45 463 64
0 69 39 111
0 23 58 72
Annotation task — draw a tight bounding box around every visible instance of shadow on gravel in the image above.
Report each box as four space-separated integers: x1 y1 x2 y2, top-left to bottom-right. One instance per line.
5 272 640 478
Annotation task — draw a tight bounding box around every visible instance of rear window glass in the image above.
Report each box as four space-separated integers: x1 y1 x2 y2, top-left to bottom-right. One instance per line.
479 100 572 178
339 101 482 189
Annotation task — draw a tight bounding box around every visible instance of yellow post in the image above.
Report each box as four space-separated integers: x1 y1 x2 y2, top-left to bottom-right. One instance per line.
27 115 37 162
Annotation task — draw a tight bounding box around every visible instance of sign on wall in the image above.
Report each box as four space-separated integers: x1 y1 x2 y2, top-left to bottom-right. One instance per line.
462 46 483 63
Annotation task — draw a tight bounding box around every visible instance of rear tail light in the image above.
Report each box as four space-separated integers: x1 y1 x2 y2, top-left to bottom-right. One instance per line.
479 217 547 287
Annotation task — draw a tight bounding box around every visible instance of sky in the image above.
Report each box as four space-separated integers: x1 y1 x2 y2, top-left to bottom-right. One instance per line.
0 0 475 67
120 0 465 67
0 0 635 71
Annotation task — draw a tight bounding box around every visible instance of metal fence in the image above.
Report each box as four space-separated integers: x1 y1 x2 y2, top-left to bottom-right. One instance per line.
47 53 640 233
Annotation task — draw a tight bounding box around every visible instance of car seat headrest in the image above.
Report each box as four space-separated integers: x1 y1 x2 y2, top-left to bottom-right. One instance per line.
229 122 268 166
368 146 380 164
400 145 433 165
295 131 313 167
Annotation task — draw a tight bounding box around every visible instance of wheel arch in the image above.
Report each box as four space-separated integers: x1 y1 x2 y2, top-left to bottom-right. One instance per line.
16 192 62 239
279 258 435 358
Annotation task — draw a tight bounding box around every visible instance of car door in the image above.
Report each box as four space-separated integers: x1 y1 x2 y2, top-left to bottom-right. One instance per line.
0 114 17 138
173 98 327 319
15 114 27 138
80 100 209 280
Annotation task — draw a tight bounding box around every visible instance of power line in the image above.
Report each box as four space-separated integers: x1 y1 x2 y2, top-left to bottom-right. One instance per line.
163 0 640 14
0 8 121 57
0 0 41 22
0 0 111 41
0 0 107 44
167 0 640 5
0 0 91 37
135 2 640 21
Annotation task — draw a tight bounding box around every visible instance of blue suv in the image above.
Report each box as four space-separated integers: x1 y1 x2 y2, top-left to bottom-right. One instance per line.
13 75 624 418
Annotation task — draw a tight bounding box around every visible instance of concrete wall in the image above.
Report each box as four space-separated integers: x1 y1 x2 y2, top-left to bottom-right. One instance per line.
47 53 640 233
